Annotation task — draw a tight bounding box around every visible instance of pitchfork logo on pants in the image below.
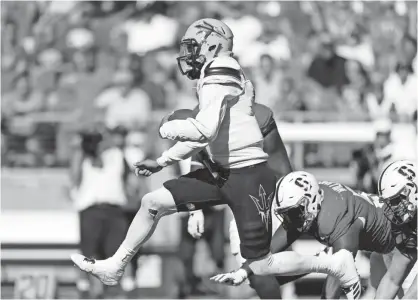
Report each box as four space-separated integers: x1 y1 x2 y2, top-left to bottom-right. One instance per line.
249 185 273 230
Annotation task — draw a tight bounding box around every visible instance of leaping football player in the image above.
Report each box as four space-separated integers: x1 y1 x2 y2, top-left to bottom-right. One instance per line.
223 170 398 299
70 19 360 298
176 103 298 299
375 160 417 299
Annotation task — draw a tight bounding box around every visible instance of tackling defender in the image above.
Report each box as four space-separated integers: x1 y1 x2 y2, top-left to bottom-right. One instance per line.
375 160 417 299
222 170 397 299
70 19 360 297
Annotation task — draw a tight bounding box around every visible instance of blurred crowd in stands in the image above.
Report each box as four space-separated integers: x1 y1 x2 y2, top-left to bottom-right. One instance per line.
1 2 416 298
1 1 417 169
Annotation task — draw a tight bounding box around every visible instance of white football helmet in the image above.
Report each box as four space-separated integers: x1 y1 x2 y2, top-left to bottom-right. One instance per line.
274 171 324 232
177 18 234 80
378 160 417 225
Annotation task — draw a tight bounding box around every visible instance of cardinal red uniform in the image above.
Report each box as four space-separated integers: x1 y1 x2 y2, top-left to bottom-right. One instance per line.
309 181 395 253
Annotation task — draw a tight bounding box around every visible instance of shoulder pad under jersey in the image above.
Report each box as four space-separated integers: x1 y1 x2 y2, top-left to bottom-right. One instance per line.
201 56 242 84
253 103 276 137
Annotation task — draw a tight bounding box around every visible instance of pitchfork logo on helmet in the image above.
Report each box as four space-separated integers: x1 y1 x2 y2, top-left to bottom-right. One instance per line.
177 18 234 80
378 160 417 225
274 171 324 232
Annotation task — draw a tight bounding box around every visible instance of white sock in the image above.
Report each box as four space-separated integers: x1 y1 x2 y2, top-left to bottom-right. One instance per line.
249 252 337 277
308 255 337 275
111 243 136 268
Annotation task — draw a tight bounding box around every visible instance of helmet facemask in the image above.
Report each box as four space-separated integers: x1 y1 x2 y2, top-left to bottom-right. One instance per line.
177 38 205 80
380 182 417 226
177 19 234 80
275 196 319 232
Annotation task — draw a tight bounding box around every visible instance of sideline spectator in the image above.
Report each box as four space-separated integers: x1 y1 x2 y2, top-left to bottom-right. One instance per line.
278 77 306 112
307 34 349 93
63 49 112 124
383 60 417 121
366 84 392 120
222 4 263 67
140 57 170 111
336 31 375 70
65 2 96 52
2 75 44 116
121 5 179 55
341 59 370 116
351 119 393 193
400 35 417 70
69 126 130 298
32 48 63 93
95 71 151 130
253 54 283 109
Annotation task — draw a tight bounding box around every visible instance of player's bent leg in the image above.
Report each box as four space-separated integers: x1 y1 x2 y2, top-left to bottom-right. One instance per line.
243 250 361 299
71 187 178 286
120 187 177 253
247 250 359 286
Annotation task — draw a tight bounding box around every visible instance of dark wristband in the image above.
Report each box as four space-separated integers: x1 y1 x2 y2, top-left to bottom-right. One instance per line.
241 262 254 277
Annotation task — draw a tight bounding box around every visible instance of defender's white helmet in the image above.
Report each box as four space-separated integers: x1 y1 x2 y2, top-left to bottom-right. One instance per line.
274 171 324 232
378 160 417 225
177 18 234 80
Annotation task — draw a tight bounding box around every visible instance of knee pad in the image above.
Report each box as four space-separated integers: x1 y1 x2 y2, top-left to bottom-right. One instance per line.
141 194 160 219
148 208 158 219
142 194 175 220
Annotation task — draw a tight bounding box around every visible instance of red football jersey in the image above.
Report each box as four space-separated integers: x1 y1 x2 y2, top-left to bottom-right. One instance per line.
309 181 395 254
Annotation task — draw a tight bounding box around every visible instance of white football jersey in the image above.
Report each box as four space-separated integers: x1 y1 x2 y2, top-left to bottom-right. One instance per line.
158 54 268 168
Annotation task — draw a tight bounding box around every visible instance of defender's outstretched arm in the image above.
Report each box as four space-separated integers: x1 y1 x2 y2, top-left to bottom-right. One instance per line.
321 219 361 299
403 276 417 299
375 248 417 299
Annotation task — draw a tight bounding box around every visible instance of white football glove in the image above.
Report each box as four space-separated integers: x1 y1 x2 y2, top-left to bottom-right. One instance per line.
188 210 205 239
210 268 249 286
229 219 246 265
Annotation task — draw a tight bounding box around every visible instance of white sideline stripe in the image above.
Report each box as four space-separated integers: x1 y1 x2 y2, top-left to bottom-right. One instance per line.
0 211 80 244
278 122 414 142
1 249 80 261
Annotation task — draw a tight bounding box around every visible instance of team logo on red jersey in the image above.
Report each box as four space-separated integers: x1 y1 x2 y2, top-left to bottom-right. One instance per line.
249 185 273 230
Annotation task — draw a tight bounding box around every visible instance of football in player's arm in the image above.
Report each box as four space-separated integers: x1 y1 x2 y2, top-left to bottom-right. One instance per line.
374 160 417 299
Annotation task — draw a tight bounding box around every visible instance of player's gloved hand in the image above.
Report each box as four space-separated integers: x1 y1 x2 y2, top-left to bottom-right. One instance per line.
188 210 205 239
134 159 163 177
229 219 246 265
210 268 249 286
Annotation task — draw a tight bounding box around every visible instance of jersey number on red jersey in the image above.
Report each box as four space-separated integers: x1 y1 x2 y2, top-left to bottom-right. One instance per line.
321 181 375 206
